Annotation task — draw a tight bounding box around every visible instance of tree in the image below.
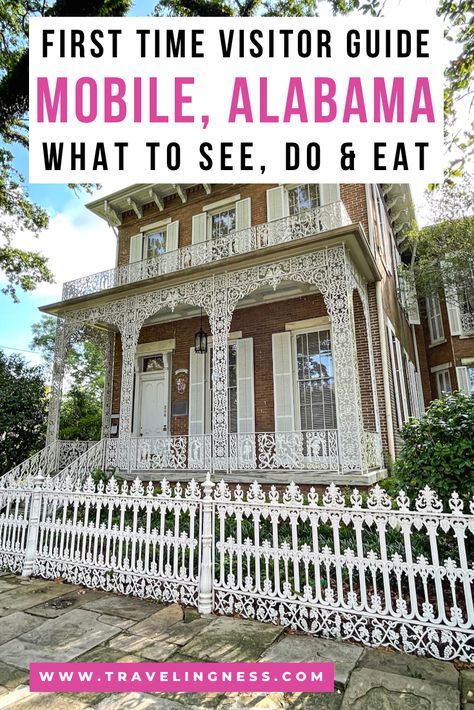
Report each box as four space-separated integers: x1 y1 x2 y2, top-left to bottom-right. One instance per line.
402 175 474 304
31 315 105 439
0 1 131 302
0 350 47 475
154 0 474 175
394 393 474 504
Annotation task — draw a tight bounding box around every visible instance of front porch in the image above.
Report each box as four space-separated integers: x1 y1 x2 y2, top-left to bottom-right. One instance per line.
38 237 386 487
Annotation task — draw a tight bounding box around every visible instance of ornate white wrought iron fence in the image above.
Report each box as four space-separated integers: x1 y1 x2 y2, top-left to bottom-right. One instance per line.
62 202 352 300
33 475 203 607
1 473 473 663
229 431 340 471
213 481 474 662
0 478 33 573
129 435 211 472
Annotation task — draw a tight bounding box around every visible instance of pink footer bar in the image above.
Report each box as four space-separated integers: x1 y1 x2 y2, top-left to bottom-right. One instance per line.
30 662 335 693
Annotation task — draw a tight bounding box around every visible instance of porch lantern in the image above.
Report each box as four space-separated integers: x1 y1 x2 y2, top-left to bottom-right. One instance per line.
195 308 208 354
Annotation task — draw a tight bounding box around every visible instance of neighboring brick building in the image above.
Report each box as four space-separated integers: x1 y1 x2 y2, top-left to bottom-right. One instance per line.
38 182 451 485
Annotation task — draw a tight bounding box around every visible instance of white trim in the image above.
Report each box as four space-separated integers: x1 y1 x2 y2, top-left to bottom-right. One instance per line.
461 358 474 366
140 218 172 233
202 194 241 212
431 362 452 374
136 339 175 356
285 316 330 332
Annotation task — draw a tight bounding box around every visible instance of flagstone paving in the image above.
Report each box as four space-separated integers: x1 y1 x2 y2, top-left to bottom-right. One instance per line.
0 571 468 709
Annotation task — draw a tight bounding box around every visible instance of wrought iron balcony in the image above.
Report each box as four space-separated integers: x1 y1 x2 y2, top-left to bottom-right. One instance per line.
62 201 352 301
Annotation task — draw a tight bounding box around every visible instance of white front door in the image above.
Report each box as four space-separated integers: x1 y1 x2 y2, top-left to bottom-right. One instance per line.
139 373 168 437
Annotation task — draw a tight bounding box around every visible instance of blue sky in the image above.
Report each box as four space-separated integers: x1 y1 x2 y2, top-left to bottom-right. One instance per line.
0 0 157 366
0 0 465 368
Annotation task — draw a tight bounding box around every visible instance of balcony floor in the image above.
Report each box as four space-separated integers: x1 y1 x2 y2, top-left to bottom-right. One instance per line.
117 467 388 487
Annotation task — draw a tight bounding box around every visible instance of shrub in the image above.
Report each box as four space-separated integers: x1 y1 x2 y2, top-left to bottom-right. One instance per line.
394 392 474 504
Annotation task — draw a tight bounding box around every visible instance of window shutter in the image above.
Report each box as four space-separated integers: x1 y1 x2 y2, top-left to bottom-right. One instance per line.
192 213 207 244
189 347 205 435
272 332 295 432
266 186 289 222
237 338 254 433
319 184 339 205
235 198 251 231
166 221 179 252
445 284 462 336
456 366 471 395
129 234 143 263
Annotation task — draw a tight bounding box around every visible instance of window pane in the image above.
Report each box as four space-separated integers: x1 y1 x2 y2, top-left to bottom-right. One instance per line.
288 184 320 215
296 330 336 431
210 208 236 239
146 230 167 258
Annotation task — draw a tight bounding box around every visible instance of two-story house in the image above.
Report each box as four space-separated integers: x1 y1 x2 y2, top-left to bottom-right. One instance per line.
30 182 426 485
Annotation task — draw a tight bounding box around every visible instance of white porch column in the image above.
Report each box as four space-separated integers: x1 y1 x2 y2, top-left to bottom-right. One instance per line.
46 317 69 446
117 299 141 471
323 248 365 473
208 275 233 471
101 332 115 439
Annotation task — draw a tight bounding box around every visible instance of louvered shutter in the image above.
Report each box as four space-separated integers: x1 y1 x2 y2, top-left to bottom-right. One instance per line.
272 332 295 432
192 213 207 244
456 366 472 395
319 184 339 205
189 347 205 435
445 284 462 336
237 338 255 433
235 198 251 230
166 221 179 251
129 234 143 263
266 186 289 222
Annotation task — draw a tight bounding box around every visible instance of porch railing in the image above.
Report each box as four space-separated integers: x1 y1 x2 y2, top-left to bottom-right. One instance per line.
230 430 340 471
129 435 211 471
1 440 99 486
62 201 352 300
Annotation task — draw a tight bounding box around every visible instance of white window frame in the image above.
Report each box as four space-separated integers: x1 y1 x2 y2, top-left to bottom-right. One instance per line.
291 325 337 432
426 292 445 345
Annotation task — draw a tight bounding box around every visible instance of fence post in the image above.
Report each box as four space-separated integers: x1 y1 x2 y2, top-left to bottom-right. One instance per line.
198 472 215 615
21 471 44 578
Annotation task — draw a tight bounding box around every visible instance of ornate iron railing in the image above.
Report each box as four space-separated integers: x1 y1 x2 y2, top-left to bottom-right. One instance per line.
230 430 340 471
129 435 211 471
62 201 352 300
1 440 99 486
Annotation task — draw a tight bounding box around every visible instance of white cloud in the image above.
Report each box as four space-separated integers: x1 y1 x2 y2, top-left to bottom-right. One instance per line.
4 195 116 303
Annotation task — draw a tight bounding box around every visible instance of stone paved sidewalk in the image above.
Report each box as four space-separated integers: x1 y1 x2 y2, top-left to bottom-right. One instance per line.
0 572 472 709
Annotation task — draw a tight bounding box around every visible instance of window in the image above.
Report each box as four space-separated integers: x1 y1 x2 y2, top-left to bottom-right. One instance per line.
436 369 452 397
209 206 236 240
426 293 444 344
209 342 238 433
294 329 336 430
288 184 320 216
468 367 474 393
145 229 167 259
